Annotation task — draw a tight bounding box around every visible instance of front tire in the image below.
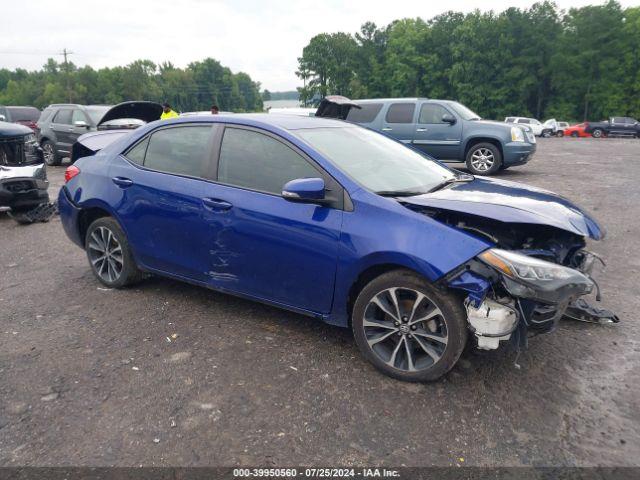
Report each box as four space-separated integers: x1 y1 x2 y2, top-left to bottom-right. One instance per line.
592 128 604 138
465 142 502 175
352 270 467 382
41 140 61 166
556 131 564 137
571 131 579 138
85 217 143 288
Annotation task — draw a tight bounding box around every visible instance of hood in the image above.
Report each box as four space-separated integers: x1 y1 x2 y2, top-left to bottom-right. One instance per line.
315 96 361 120
400 177 603 240
0 121 32 138
97 101 163 126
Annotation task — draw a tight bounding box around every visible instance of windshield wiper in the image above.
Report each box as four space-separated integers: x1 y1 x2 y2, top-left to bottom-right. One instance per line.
427 174 474 193
375 190 427 197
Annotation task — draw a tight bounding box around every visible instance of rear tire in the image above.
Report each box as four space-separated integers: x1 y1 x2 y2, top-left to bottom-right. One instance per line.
556 131 564 137
571 131 579 138
351 269 467 382
465 142 502 176
85 217 143 288
41 140 61 166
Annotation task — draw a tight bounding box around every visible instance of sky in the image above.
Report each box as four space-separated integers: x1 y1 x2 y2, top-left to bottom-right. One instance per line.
1 0 638 91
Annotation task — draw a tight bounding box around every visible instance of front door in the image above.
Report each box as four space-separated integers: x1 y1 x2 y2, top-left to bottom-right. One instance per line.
108 124 217 282
412 102 462 160
201 126 342 313
69 109 91 143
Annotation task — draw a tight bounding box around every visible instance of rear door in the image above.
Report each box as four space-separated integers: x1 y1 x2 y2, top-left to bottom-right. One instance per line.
412 102 462 160
200 125 343 313
380 102 416 144
108 124 217 282
51 109 74 153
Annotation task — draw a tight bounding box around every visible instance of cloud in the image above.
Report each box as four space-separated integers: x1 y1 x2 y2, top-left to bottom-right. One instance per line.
0 0 636 91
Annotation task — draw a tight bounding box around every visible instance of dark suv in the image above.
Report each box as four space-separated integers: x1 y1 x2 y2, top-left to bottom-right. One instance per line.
37 104 111 165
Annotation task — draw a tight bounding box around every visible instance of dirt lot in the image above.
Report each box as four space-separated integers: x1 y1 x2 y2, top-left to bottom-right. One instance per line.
1 138 639 467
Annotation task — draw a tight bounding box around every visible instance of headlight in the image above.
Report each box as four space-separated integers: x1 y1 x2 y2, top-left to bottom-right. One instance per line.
479 248 574 282
24 134 36 143
510 127 524 142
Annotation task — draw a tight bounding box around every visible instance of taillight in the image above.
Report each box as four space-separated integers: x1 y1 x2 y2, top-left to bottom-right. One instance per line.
65 165 80 183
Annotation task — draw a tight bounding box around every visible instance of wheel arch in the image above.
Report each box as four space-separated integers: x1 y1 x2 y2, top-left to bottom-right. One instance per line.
463 136 504 160
346 262 430 327
77 206 113 244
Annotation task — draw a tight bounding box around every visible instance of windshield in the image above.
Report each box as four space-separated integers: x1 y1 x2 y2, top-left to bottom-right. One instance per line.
295 126 456 195
85 106 111 124
447 102 480 121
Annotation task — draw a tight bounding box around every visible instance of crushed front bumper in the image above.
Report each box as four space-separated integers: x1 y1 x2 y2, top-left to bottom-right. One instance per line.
0 164 49 211
446 250 616 351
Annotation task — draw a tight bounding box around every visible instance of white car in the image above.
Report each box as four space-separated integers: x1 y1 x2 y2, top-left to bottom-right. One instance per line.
505 116 544 136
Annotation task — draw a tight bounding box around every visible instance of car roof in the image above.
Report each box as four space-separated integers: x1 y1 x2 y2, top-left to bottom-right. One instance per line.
166 113 350 131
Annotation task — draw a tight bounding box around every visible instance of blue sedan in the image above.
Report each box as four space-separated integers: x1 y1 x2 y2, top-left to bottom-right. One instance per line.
59 114 612 381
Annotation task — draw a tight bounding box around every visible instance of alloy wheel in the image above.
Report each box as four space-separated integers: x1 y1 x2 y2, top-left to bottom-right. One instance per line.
42 143 55 165
87 226 124 283
470 148 495 172
362 287 448 372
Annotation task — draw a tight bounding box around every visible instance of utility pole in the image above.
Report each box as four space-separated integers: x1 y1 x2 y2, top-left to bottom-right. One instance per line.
59 48 74 103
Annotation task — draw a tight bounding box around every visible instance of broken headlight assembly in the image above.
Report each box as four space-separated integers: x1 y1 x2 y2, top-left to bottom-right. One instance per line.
478 248 594 304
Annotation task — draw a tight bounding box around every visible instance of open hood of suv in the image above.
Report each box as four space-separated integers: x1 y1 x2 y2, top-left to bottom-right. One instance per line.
98 101 163 126
400 177 603 240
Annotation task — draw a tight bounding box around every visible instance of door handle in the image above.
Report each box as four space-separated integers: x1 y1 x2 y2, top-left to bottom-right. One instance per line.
202 197 233 211
416 128 428 132
112 176 133 188
382 127 392 131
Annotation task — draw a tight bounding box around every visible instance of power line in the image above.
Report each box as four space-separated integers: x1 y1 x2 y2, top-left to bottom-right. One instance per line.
59 48 74 103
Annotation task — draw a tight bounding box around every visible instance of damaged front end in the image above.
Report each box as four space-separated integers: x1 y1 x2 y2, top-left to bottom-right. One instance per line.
413 201 620 352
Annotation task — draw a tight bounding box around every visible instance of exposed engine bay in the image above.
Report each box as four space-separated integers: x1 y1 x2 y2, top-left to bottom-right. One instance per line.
407 205 620 352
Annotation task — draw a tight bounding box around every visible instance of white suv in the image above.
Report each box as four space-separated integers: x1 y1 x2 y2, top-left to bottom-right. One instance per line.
505 117 544 136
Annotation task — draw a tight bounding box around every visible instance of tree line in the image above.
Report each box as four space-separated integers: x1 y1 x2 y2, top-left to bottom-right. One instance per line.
0 58 263 113
296 0 640 122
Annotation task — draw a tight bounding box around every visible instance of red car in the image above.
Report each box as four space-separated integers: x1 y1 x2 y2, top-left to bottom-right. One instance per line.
563 123 591 138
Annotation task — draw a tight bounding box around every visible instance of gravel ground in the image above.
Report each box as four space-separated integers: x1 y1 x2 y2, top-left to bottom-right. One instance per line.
0 138 639 467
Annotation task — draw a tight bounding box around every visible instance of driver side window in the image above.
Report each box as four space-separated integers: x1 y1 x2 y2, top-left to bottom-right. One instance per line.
418 104 449 124
217 128 319 195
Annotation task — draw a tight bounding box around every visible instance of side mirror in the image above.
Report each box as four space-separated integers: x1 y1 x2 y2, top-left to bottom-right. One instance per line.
282 178 326 203
0 115 6 121
74 120 88 128
442 113 456 125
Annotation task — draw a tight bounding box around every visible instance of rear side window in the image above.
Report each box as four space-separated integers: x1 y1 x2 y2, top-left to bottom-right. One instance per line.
142 126 212 177
385 103 415 124
346 103 383 123
38 109 54 123
54 109 73 124
125 137 149 165
218 128 318 195
418 104 449 124
517 119 530 124
505 117 515 122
